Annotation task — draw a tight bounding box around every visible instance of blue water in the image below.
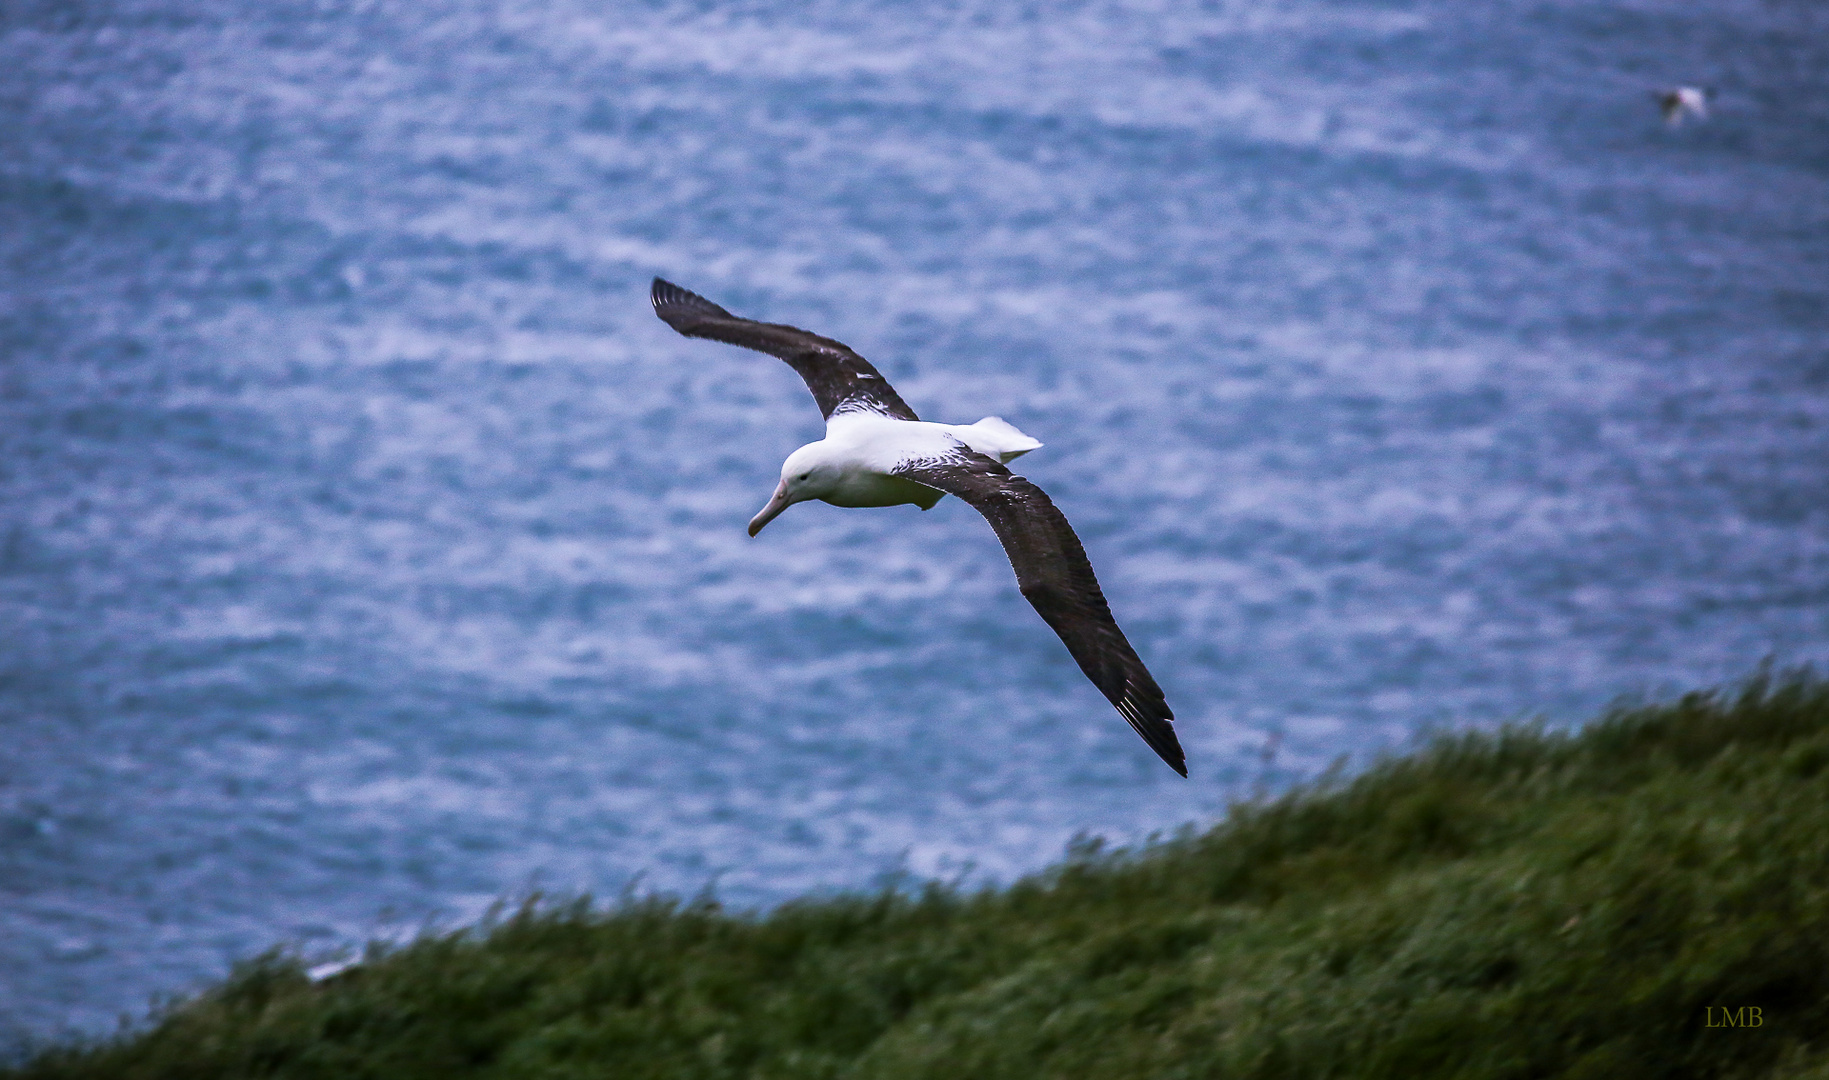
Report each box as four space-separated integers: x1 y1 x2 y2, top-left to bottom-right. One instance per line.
3 0 1827 1044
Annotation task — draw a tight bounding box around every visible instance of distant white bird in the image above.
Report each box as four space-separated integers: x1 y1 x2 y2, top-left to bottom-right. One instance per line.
651 278 1187 776
1657 86 1713 127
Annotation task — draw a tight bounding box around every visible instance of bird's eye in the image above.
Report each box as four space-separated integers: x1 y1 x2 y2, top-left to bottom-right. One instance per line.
798 472 811 482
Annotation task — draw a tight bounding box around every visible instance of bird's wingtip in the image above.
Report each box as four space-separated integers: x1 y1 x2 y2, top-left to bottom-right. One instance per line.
650 278 733 323
1158 732 1189 777
1117 689 1187 776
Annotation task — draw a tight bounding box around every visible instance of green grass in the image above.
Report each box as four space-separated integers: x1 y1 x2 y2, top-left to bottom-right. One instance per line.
12 673 1829 1079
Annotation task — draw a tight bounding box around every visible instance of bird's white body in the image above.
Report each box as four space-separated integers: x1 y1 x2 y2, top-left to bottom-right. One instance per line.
751 414 1042 531
806 414 1041 505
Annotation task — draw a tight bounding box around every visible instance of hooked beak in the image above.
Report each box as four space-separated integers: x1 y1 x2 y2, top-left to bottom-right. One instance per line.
747 480 794 537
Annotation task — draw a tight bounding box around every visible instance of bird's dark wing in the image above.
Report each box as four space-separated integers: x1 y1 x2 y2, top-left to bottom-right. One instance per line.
651 278 920 422
894 449 1186 776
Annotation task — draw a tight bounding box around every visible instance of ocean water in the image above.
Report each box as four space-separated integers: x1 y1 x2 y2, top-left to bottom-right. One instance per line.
3 0 1826 1044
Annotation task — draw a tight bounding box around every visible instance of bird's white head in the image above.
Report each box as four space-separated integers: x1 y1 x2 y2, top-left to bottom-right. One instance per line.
748 443 839 536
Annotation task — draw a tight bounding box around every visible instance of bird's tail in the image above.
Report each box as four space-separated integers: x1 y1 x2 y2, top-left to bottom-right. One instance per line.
969 416 1044 463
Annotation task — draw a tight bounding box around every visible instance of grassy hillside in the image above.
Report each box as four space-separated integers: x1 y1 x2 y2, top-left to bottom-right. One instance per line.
12 675 1829 1080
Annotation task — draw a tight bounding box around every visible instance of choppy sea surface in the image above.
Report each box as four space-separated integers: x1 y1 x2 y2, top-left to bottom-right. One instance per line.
3 0 1826 1044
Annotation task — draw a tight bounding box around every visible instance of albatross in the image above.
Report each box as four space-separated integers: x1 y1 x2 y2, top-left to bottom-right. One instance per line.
651 278 1187 776
1656 86 1712 127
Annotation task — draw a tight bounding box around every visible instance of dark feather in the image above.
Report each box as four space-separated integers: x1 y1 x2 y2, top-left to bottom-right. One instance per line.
895 450 1187 776
651 278 920 422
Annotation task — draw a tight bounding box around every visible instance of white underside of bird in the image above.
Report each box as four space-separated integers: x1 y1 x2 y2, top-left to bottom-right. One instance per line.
748 414 1043 535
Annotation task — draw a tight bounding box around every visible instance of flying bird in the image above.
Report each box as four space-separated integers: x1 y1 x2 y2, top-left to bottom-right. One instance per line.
651 278 1187 776
1656 86 1712 127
